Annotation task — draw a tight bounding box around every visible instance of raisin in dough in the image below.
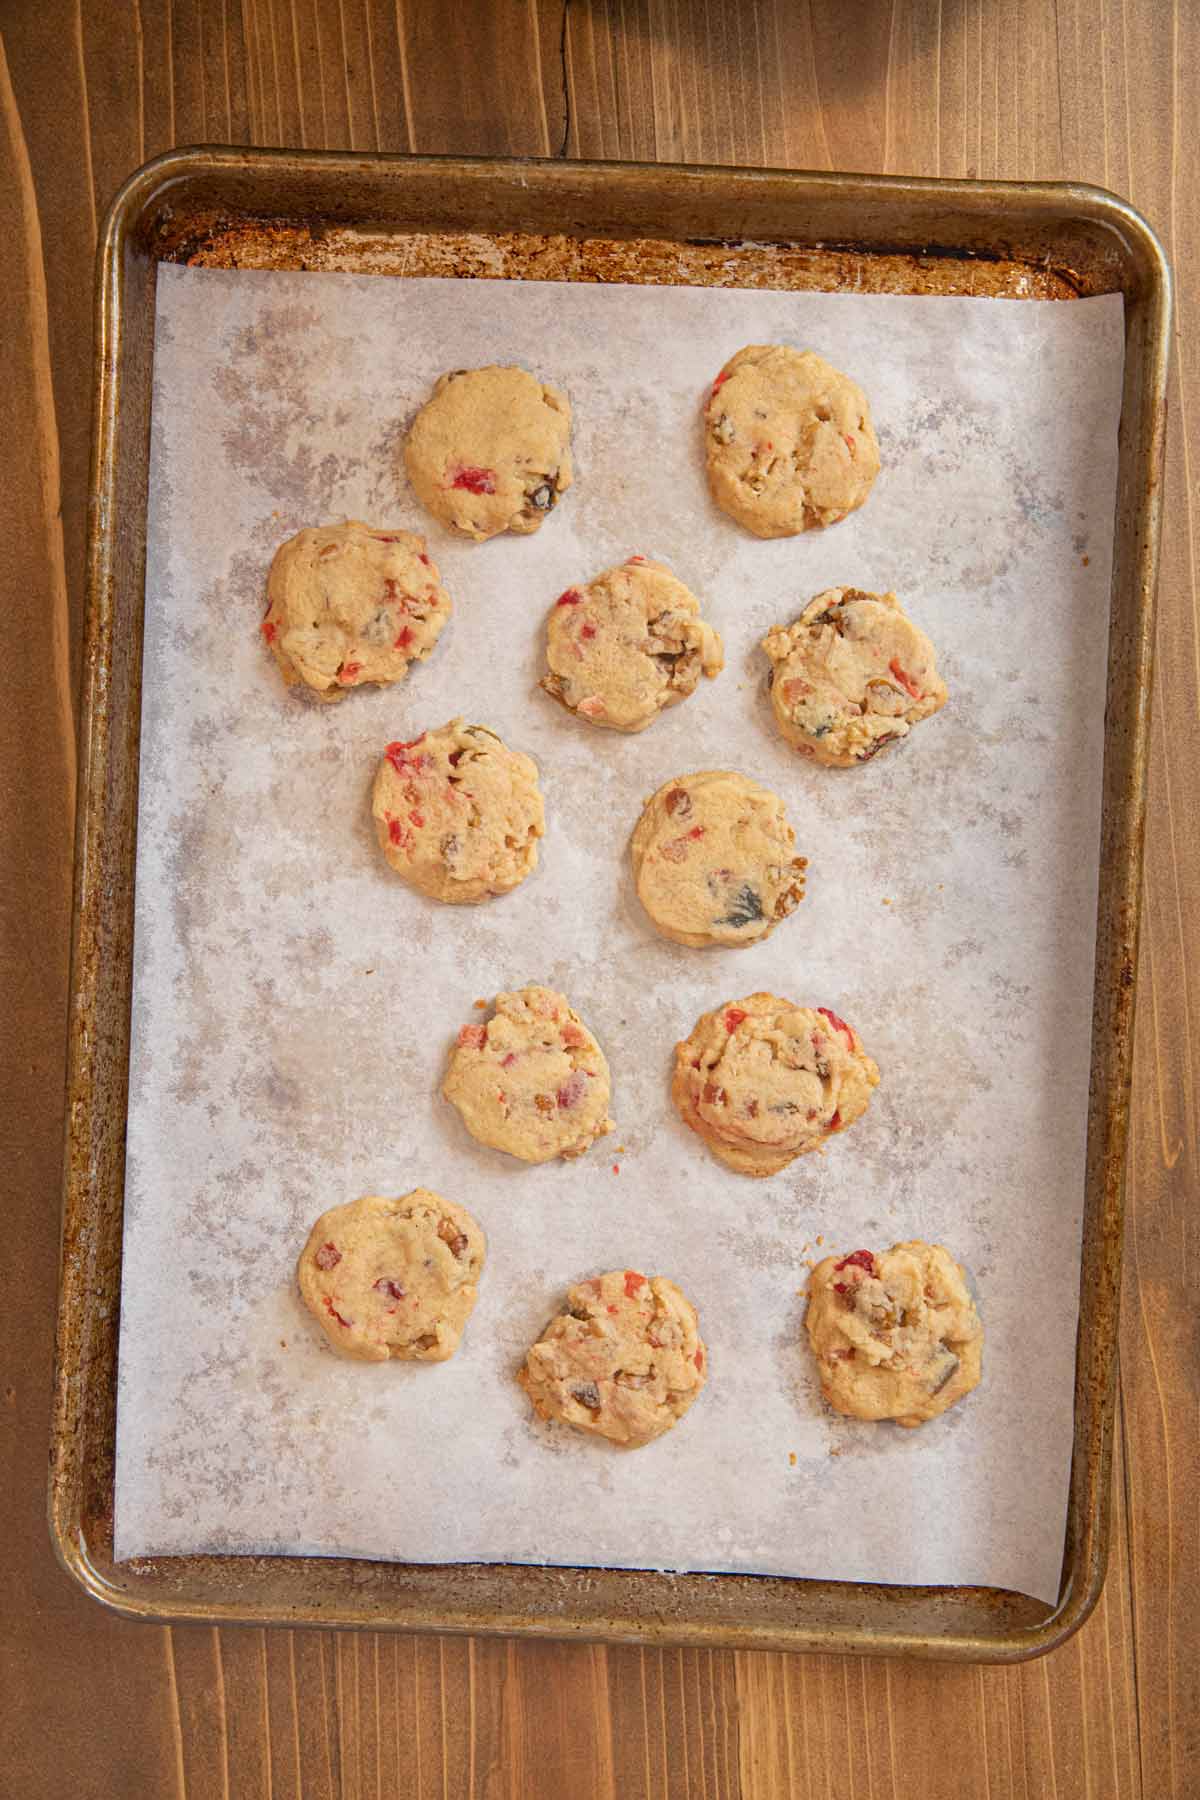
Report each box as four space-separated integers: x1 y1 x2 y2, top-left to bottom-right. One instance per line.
631 771 807 949
540 556 723 732
705 346 880 538
672 992 879 1177
371 719 545 904
518 1269 707 1448
403 365 573 541
805 1241 983 1427
443 986 613 1164
762 587 947 766
297 1190 485 1363
261 519 451 703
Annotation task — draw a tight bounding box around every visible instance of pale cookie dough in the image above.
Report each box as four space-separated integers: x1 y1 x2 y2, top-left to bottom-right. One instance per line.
403 365 573 541
540 556 723 732
805 1241 983 1427
443 986 613 1164
518 1269 707 1448
261 519 451 703
705 345 880 538
371 719 545 904
631 771 807 948
297 1190 485 1364
762 587 948 766
672 992 879 1177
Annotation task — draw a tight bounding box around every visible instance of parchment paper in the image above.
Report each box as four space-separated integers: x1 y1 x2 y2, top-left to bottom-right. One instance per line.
115 263 1125 1604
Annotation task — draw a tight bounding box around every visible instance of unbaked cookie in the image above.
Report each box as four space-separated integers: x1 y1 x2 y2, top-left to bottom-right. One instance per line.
540 556 723 732
805 1241 983 1427
705 346 880 538
631 771 807 948
762 587 947 766
443 985 613 1164
672 992 879 1177
517 1269 707 1447
297 1189 485 1363
403 365 573 541
262 519 451 703
371 719 545 904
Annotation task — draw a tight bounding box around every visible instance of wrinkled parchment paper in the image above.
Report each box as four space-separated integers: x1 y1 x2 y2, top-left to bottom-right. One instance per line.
115 264 1124 1604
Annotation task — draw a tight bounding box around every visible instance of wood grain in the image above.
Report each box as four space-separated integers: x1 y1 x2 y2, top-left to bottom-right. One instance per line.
3 1 1196 1794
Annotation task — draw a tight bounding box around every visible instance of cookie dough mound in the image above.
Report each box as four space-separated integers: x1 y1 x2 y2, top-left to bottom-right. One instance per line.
518 1269 707 1447
805 1241 983 1427
631 770 807 948
443 985 613 1164
540 556 723 732
403 365 573 541
371 719 545 904
705 346 880 538
262 519 451 703
762 587 947 766
297 1190 485 1363
672 992 879 1177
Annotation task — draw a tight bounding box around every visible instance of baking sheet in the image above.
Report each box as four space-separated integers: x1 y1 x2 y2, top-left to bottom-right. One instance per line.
115 265 1124 1604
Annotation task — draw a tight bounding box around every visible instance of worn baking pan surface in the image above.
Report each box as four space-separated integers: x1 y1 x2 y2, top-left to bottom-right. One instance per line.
54 151 1170 1659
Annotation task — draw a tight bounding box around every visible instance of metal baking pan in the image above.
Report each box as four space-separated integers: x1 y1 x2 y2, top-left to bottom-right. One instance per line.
52 149 1170 1659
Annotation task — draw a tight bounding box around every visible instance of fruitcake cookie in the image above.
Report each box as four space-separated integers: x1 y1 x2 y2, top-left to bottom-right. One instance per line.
403 365 573 541
262 519 451 702
705 346 880 537
762 587 947 766
805 1241 983 1427
672 992 879 1176
517 1269 707 1448
630 771 807 948
443 986 613 1163
540 556 723 732
371 719 545 904
297 1190 485 1363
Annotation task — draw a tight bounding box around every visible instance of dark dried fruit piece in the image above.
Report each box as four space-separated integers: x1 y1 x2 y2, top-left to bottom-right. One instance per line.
373 1277 406 1301
717 883 764 930
314 1242 341 1271
572 1381 602 1410
664 786 692 818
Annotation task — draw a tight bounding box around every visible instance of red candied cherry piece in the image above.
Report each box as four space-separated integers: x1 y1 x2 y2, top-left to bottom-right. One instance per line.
394 626 415 651
324 1296 353 1328
560 1022 585 1048
450 465 496 494
580 622 597 641
261 618 279 644
889 657 923 700
373 1277 406 1301
833 1250 873 1295
724 1007 747 1033
816 1006 856 1051
710 368 731 398
623 1270 646 1299
694 1348 704 1370
556 1069 587 1110
556 588 583 607
314 1241 341 1271
338 662 363 684
457 1023 487 1050
843 434 857 458
384 735 427 773
386 816 410 849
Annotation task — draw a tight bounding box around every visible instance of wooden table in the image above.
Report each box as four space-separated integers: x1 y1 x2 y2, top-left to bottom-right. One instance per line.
3 4 1195 1794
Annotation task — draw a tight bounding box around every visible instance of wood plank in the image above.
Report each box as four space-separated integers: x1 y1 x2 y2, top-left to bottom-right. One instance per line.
3 1 1198 1795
